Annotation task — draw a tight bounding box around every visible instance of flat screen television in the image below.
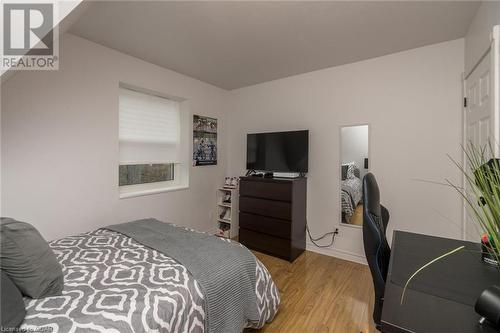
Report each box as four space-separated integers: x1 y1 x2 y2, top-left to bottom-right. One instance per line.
246 130 309 173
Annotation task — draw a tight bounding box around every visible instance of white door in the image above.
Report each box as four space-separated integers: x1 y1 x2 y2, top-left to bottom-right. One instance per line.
465 51 492 153
463 26 500 240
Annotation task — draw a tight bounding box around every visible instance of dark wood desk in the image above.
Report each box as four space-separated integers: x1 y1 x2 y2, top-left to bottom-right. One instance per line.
381 231 500 333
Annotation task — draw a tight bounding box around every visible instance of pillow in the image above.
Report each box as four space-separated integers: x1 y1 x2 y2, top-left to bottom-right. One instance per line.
341 165 348 180
346 162 360 179
0 270 26 329
0 218 64 298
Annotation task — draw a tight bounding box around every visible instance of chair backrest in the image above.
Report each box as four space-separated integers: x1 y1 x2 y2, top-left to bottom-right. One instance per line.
362 173 391 326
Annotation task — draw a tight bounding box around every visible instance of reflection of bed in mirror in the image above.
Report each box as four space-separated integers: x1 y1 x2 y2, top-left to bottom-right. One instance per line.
340 124 369 226
341 162 363 225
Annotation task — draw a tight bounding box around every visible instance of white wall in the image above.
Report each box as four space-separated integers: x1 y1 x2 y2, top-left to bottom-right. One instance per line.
229 39 465 263
1 32 467 263
464 1 500 75
1 33 232 240
341 125 369 180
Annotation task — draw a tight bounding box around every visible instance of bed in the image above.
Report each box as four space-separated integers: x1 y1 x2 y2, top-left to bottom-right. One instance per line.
20 220 280 333
341 163 363 223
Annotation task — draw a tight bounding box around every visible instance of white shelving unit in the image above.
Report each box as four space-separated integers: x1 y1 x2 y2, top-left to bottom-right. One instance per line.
215 187 239 239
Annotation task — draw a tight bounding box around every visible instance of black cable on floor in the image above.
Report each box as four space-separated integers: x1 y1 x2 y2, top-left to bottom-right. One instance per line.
306 223 338 248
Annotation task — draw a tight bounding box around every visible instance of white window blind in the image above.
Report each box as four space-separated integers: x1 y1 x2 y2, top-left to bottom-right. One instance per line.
119 87 181 164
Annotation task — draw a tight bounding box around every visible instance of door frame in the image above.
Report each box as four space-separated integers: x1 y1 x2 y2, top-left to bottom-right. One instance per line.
461 25 500 239
493 25 500 156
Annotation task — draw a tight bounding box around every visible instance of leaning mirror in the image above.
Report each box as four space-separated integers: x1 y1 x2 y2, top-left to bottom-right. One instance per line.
340 124 369 226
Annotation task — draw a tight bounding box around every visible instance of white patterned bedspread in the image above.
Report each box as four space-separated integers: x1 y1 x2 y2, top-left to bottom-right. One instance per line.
341 176 363 219
21 229 280 333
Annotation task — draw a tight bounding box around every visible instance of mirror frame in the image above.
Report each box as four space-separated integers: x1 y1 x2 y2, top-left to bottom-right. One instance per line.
339 123 371 229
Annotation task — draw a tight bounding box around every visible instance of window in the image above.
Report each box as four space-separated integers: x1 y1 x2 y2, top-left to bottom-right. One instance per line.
119 87 188 198
119 164 174 186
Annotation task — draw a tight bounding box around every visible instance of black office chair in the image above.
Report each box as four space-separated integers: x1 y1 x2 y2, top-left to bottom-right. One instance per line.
362 173 391 330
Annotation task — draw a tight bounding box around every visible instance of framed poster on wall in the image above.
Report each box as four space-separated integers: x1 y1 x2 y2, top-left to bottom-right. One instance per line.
193 115 217 166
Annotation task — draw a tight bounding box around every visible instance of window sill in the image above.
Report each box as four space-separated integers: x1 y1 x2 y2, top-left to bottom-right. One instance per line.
119 185 189 199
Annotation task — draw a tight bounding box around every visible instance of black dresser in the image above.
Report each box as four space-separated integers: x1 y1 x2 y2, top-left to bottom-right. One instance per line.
238 176 307 262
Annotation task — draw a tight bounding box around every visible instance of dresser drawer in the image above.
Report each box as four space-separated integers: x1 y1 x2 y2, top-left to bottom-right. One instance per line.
239 197 291 220
239 212 291 239
239 228 290 259
240 179 292 202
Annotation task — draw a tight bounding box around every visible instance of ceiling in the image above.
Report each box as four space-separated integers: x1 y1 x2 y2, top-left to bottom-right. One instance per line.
69 1 480 90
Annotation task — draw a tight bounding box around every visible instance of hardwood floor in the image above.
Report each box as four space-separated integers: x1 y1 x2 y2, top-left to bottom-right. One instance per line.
246 250 377 333
350 204 364 226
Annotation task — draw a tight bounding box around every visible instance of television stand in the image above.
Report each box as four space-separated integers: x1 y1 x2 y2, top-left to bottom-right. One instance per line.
238 176 306 262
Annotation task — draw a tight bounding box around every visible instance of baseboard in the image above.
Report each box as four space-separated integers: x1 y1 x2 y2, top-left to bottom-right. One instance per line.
306 242 367 265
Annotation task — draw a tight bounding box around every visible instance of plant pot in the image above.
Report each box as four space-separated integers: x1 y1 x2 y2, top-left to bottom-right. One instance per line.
481 243 499 267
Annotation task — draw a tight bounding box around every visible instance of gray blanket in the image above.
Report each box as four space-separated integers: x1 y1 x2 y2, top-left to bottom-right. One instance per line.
106 219 260 333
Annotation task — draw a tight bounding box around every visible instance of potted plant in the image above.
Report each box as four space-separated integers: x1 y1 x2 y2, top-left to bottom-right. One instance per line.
401 142 500 305
450 142 500 266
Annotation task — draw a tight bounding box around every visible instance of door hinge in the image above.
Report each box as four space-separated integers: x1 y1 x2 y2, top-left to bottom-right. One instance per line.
464 97 467 108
